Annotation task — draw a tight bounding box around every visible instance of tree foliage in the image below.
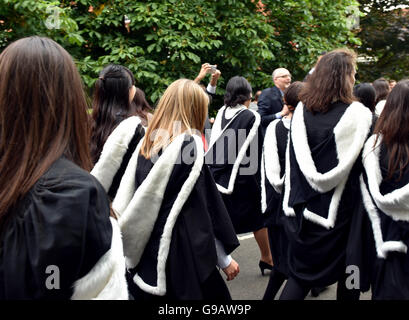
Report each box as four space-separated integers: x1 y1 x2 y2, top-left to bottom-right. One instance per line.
357 0 409 82
1 0 360 109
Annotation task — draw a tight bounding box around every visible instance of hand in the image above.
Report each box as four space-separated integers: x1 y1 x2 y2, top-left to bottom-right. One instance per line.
209 117 215 124
280 104 290 117
222 259 240 281
194 63 211 83
210 69 221 86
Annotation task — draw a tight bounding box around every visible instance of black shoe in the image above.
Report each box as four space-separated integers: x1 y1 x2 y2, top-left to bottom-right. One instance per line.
259 260 273 276
310 286 327 297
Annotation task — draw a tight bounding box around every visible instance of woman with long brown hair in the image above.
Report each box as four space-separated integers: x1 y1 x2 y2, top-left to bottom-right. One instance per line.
279 49 373 299
359 80 409 299
90 64 145 165
0 37 128 299
96 79 240 300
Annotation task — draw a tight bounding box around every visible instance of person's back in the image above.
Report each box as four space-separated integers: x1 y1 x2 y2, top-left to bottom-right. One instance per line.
280 49 373 300
359 80 409 299
0 37 127 299
103 79 240 300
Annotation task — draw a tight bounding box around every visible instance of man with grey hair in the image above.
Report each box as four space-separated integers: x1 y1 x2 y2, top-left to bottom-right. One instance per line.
257 68 291 134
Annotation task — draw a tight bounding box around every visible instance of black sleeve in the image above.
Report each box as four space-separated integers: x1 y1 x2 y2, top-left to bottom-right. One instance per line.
0 167 112 300
257 90 281 127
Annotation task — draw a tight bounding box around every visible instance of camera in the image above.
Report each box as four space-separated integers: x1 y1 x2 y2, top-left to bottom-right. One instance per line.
208 65 217 74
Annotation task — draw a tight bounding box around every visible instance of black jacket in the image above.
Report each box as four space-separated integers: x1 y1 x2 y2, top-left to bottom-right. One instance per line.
257 86 284 130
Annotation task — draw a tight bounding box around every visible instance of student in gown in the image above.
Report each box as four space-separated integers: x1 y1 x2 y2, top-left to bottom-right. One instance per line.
358 80 409 299
206 76 274 275
279 49 373 300
93 79 240 300
0 36 128 299
262 81 303 300
90 64 146 201
90 64 145 165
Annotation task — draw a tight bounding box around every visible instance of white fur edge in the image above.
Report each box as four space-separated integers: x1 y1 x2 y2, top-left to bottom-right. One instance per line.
261 151 267 213
207 105 246 150
283 137 295 216
91 116 142 192
214 109 261 194
291 101 372 193
117 134 187 267
71 217 128 300
360 175 408 259
263 119 284 193
362 135 409 221
302 177 348 229
132 135 204 296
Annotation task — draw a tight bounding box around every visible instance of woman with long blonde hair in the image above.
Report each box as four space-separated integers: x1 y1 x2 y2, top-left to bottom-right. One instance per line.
94 79 240 300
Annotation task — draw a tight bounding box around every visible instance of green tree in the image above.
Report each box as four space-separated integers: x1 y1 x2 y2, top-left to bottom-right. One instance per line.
356 0 409 82
1 0 361 110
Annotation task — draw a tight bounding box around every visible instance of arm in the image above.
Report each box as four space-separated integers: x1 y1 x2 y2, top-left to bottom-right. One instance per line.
258 91 287 127
194 63 211 83
215 238 240 281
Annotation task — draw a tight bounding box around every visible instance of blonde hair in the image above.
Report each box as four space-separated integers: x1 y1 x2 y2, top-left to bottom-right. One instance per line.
141 79 209 158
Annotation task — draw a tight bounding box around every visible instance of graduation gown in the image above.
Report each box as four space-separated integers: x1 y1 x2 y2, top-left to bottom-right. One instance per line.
95 133 239 300
261 118 290 276
206 105 265 234
282 101 373 287
91 116 145 201
358 135 409 299
0 157 128 300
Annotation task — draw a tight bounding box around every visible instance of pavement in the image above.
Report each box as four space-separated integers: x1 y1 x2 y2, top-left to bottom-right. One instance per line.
222 233 371 300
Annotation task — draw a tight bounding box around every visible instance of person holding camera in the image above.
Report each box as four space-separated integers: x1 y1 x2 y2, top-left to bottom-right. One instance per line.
194 63 221 147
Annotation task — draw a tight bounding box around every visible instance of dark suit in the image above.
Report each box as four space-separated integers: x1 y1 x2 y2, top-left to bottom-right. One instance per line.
257 86 284 132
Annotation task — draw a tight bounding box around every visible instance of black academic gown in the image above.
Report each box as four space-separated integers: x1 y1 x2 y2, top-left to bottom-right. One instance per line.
356 135 409 299
262 119 290 276
113 134 239 300
206 105 265 234
0 157 128 300
282 101 373 288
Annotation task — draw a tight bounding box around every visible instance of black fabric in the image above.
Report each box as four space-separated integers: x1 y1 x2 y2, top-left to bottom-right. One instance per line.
359 144 409 299
257 86 284 132
206 108 265 234
263 120 290 276
262 267 287 300
283 102 367 288
126 137 239 300
108 123 145 200
0 157 112 299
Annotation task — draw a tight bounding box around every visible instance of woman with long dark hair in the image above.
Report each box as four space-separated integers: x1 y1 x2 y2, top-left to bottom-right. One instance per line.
359 80 409 299
0 37 127 299
279 49 373 300
93 79 240 300
206 76 273 275
90 64 144 164
90 65 145 200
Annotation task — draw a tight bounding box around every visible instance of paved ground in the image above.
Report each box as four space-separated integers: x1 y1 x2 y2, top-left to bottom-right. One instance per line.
221 233 371 300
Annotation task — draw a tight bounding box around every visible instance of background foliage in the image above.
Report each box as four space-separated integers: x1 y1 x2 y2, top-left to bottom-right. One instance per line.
1 0 362 111
356 0 409 82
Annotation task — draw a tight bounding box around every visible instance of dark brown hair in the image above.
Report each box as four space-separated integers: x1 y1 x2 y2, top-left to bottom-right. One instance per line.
299 49 356 113
90 64 135 164
373 77 390 105
132 87 152 126
284 81 304 109
374 79 409 180
0 36 92 220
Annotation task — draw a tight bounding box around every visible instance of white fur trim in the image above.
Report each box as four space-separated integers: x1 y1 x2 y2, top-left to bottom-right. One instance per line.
283 137 295 216
91 116 142 192
263 119 284 193
71 217 128 300
261 151 267 213
207 105 246 152
291 101 372 193
362 135 409 221
360 175 408 258
207 107 261 194
115 134 204 296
